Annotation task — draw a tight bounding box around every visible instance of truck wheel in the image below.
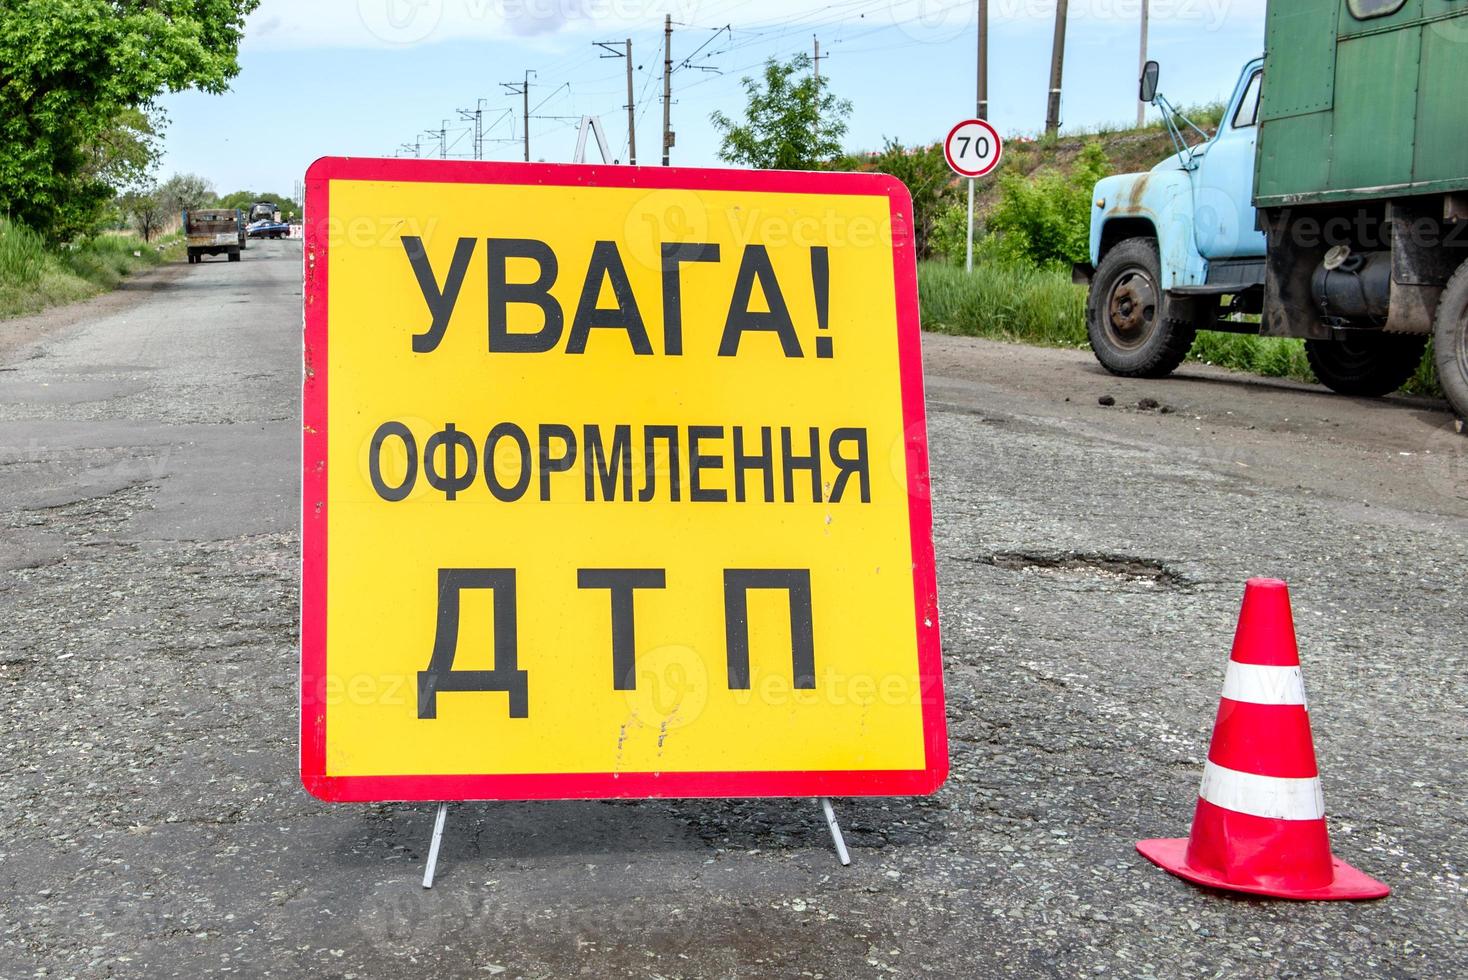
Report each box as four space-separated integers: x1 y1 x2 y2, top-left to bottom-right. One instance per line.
228 249 241 262
1304 333 1426 397
1086 237 1196 378
1433 258 1468 423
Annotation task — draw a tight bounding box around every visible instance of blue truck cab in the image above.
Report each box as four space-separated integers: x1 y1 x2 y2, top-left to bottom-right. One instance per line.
1073 58 1266 377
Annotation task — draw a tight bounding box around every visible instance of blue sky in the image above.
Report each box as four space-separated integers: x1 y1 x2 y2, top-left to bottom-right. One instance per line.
158 0 1266 196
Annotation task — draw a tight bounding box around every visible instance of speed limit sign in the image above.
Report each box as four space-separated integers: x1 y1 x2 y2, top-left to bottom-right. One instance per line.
944 119 1003 178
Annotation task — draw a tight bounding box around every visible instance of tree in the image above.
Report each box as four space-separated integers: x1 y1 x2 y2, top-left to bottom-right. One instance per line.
120 188 169 242
0 1 257 241
710 54 851 170
158 173 217 215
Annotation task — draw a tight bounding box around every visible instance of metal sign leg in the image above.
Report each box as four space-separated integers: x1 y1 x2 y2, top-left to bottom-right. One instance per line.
422 803 449 889
820 797 851 866
965 177 976 273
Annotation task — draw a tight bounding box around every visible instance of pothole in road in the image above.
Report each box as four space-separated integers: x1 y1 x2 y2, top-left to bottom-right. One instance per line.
979 551 1190 589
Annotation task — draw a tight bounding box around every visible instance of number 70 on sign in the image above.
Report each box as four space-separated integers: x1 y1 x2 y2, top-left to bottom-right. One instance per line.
944 118 1003 179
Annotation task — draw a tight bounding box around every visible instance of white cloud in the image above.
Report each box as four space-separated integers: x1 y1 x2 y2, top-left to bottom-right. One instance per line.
243 0 1264 51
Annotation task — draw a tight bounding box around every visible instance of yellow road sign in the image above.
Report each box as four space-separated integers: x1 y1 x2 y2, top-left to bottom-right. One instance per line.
301 158 945 801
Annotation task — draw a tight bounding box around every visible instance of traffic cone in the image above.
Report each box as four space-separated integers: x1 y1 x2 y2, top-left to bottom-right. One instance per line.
1136 578 1389 900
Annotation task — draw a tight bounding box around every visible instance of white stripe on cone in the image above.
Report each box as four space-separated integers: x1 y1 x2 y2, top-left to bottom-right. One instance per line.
1221 661 1308 708
1198 761 1325 821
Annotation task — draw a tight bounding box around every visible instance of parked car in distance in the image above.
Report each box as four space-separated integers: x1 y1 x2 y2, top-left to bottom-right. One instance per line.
246 201 291 240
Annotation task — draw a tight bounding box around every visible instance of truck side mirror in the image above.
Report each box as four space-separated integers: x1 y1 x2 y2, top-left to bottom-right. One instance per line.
1139 60 1160 104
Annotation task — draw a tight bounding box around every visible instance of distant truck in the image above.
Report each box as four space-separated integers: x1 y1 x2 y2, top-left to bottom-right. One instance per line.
184 208 242 264
247 201 291 240
1074 0 1468 423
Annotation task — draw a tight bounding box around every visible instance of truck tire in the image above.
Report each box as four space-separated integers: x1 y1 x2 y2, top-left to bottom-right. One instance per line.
1432 258 1468 423
1086 237 1196 378
1304 333 1426 397
228 248 241 262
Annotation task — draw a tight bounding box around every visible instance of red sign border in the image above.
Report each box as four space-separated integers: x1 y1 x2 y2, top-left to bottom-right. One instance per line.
300 156 946 802
944 119 1004 178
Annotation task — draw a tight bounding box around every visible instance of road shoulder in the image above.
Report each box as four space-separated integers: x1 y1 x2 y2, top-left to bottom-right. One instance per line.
0 259 190 366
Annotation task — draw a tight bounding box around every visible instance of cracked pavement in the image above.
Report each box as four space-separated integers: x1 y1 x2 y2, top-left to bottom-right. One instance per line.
1 242 1464 978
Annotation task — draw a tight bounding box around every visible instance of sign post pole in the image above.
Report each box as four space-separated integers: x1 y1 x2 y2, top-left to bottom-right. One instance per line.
965 177 976 273
421 803 449 889
821 797 852 866
944 118 1004 276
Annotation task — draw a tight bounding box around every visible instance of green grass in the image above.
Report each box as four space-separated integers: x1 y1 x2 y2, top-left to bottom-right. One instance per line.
918 260 1088 346
0 218 182 319
918 260 1442 397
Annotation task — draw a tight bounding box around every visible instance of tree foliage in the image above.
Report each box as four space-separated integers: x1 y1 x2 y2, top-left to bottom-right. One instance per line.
985 142 1110 268
0 0 257 241
158 172 217 214
84 107 165 200
710 54 851 171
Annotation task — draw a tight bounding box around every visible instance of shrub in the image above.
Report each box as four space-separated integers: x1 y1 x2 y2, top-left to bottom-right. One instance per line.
927 200 971 266
985 142 1109 269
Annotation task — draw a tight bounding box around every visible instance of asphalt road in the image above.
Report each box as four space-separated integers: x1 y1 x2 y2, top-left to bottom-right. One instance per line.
1 241 1464 978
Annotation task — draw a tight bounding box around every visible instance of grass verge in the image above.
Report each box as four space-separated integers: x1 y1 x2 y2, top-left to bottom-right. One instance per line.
918 260 1442 398
0 218 182 320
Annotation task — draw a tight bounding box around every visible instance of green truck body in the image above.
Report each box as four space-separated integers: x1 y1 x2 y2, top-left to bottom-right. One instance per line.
1257 0 1468 207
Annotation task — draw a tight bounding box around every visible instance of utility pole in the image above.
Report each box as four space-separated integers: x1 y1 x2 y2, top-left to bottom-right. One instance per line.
1137 0 1150 127
626 38 637 164
502 70 535 162
662 14 673 166
424 120 448 159
976 0 989 120
459 99 487 160
1045 0 1070 135
813 35 825 143
595 38 637 164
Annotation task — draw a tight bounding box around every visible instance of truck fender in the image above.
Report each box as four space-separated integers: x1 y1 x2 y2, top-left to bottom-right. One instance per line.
1089 169 1203 291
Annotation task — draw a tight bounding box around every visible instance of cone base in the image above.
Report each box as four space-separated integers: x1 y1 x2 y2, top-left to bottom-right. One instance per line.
1136 837 1390 901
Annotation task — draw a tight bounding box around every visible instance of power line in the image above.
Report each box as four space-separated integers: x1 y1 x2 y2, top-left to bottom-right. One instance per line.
391 0 980 167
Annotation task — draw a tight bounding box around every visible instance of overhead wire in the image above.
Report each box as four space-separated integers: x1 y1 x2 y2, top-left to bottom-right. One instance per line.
398 0 975 162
